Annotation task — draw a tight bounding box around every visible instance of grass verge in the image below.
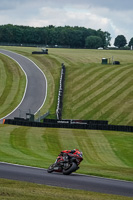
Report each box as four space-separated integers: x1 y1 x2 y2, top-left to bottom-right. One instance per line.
0 178 133 200
0 53 26 119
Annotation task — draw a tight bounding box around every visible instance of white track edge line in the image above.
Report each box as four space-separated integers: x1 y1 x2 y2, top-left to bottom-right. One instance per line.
0 49 47 120
0 51 28 121
0 161 133 184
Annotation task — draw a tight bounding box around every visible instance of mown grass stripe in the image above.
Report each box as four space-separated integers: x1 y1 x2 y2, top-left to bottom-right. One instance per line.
1 70 26 116
0 70 19 114
72 66 133 114
0 57 13 107
9 127 37 159
0 58 7 97
58 128 80 150
116 108 133 126
63 68 74 117
118 111 133 126
68 65 88 81
91 81 133 121
106 92 133 125
42 128 62 158
105 131 133 167
0 126 32 160
72 65 112 95
72 64 101 85
88 131 127 167
75 75 133 119
27 127 51 160
75 79 132 120
74 130 100 165
0 54 26 118
72 65 128 103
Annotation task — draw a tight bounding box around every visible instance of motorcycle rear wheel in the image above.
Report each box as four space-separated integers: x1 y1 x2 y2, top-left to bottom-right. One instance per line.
63 162 78 175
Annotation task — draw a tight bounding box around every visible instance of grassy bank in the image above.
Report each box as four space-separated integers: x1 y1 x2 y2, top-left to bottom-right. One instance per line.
0 46 61 119
0 53 26 119
1 46 133 125
1 178 133 200
0 124 133 181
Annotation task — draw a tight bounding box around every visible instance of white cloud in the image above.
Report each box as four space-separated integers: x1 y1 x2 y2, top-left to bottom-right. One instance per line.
29 6 111 30
0 0 133 45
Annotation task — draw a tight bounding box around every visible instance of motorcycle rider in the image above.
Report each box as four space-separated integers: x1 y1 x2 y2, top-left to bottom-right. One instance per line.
55 149 83 163
59 149 81 156
47 149 83 174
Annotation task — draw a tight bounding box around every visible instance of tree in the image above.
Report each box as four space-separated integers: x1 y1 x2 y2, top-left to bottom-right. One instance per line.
104 31 111 48
128 37 133 48
114 35 127 48
85 36 103 49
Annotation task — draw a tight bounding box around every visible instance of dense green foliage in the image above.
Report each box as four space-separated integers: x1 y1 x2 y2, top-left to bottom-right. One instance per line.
129 37 133 48
85 36 103 49
0 24 111 48
114 35 127 48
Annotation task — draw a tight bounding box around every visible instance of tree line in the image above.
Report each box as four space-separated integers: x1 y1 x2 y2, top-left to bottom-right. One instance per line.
0 24 111 48
0 24 132 49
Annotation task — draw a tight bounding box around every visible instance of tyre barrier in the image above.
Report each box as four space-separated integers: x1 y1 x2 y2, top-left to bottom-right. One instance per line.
4 118 133 133
32 49 48 54
56 63 65 120
43 119 108 125
32 51 48 54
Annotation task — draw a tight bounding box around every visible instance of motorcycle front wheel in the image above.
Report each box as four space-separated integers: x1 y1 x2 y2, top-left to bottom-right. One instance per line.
63 162 78 175
47 164 55 173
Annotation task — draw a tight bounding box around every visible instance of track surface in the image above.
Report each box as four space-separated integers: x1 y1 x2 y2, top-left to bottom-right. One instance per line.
0 49 47 122
0 163 133 197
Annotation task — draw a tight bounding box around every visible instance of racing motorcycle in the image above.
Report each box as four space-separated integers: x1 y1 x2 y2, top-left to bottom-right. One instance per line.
47 149 83 175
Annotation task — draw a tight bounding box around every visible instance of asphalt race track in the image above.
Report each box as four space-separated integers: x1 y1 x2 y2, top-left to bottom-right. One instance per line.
0 162 133 197
0 49 47 123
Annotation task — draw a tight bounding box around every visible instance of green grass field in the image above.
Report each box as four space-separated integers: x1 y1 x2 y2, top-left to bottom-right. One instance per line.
0 124 133 181
0 47 133 198
1 46 133 125
50 49 133 125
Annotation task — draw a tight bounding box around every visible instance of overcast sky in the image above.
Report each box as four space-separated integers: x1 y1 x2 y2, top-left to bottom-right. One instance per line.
0 0 133 46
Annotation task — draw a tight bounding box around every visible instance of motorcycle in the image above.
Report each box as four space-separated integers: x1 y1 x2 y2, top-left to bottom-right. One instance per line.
47 149 83 175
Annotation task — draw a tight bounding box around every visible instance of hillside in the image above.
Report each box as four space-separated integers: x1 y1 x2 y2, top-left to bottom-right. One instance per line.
1 47 133 125
50 48 133 126
0 47 133 182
